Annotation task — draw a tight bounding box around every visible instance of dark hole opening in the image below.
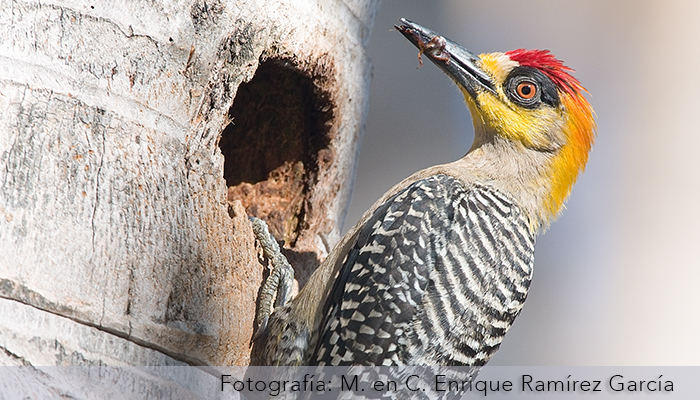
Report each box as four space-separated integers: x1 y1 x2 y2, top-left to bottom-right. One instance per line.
219 59 333 246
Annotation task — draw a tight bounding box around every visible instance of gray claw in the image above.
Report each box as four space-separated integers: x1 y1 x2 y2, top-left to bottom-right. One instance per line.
250 217 295 335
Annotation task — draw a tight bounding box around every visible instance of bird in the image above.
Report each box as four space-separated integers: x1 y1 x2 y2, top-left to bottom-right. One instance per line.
251 18 595 367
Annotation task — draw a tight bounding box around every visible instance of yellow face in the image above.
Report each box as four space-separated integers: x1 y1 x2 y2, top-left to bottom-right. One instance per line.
465 52 596 219
466 53 564 150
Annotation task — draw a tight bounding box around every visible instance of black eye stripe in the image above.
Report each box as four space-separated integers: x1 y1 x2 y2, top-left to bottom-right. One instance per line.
505 66 560 109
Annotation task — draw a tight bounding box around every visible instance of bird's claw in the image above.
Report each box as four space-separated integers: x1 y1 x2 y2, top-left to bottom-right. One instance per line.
249 217 295 337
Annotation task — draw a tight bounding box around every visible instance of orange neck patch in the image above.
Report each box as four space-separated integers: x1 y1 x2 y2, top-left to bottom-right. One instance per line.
544 91 596 221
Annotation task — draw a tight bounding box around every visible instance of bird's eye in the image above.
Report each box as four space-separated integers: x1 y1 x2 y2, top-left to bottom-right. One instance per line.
516 81 537 100
505 67 558 108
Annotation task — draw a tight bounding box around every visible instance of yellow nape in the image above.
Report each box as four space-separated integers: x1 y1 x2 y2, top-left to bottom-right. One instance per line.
545 92 596 220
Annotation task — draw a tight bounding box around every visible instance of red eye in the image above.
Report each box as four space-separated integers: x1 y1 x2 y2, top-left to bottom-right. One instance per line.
516 81 537 100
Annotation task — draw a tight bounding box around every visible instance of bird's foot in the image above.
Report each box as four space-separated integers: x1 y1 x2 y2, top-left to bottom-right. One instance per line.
249 216 294 338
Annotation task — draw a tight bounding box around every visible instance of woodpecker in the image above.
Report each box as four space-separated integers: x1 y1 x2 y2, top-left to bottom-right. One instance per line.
252 19 595 367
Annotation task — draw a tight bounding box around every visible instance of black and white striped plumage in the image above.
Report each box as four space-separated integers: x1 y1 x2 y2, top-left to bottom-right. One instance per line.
252 20 595 368
311 175 535 366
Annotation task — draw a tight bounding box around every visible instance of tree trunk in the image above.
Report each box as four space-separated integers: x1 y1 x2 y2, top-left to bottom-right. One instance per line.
0 0 379 375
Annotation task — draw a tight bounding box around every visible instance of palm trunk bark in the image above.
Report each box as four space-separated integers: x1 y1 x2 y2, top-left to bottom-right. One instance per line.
0 0 380 371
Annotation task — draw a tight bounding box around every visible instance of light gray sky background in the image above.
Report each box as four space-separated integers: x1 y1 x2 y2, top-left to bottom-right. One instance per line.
344 0 700 365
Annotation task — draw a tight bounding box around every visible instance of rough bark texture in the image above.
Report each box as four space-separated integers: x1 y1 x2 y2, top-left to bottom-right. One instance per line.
0 0 379 374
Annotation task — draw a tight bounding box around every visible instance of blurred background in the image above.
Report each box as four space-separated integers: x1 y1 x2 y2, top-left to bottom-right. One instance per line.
344 0 700 365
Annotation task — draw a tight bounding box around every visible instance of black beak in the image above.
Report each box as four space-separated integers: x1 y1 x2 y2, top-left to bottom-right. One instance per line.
396 18 496 98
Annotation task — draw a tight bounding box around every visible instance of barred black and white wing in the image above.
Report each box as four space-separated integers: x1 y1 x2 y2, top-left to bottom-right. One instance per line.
312 174 535 366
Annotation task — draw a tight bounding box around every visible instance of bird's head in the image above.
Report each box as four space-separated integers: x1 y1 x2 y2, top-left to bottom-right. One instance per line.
397 19 596 225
